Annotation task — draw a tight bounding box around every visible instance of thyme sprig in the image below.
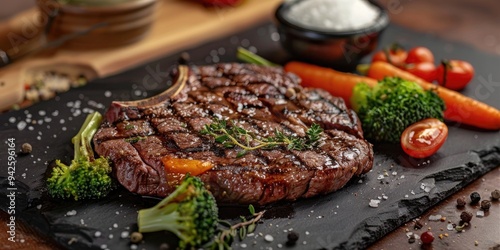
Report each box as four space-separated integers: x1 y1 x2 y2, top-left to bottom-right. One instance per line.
207 205 265 250
200 119 323 157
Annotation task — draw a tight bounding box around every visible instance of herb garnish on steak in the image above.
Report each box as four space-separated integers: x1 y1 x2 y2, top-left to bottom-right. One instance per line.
93 63 374 205
201 119 323 157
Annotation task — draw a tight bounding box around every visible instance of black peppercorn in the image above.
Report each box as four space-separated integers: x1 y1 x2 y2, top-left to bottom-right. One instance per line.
470 192 481 204
414 220 423 230
460 211 473 223
492 189 500 200
130 232 143 243
480 200 491 211
286 231 299 246
408 233 416 244
21 143 32 154
456 197 466 207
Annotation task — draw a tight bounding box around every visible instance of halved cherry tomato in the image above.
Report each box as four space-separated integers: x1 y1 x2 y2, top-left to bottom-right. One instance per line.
405 46 434 64
371 45 407 68
400 118 448 158
405 62 437 82
436 60 474 90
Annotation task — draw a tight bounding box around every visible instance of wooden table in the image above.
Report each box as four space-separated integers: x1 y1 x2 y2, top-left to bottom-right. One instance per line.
1 0 499 249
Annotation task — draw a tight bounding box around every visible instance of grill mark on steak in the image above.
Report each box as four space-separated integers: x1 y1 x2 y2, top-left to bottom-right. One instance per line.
94 63 373 205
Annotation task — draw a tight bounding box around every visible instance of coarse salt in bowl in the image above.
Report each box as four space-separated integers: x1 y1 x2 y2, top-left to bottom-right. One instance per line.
275 0 390 71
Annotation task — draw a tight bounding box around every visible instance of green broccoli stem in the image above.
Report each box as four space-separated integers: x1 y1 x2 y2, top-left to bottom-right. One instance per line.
138 207 189 240
138 179 192 233
71 112 103 162
237 47 278 67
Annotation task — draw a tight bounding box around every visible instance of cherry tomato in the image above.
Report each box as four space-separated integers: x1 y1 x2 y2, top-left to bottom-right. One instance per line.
436 60 474 90
405 46 434 64
405 62 437 82
371 46 407 68
401 118 448 159
420 231 435 244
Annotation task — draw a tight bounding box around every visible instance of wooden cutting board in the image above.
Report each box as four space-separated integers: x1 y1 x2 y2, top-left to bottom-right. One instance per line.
0 0 283 111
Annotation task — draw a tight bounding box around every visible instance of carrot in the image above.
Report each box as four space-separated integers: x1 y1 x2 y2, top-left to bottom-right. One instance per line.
367 61 500 130
284 61 378 105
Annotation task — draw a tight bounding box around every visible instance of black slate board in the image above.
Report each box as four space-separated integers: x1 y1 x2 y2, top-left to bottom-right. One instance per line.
1 22 499 250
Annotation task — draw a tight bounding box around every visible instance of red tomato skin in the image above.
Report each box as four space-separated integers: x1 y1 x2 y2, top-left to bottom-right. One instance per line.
420 231 435 244
436 60 475 90
406 47 435 64
405 62 437 82
401 118 448 159
371 49 408 68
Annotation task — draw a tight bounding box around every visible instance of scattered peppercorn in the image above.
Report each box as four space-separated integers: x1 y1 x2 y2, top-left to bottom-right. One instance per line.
414 220 423 230
286 231 299 246
420 231 435 244
21 143 32 154
456 197 466 207
480 200 491 211
470 192 481 204
460 211 473 223
130 232 143 243
492 189 500 200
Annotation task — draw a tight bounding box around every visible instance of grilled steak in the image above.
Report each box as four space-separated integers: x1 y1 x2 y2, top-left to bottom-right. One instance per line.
93 63 373 205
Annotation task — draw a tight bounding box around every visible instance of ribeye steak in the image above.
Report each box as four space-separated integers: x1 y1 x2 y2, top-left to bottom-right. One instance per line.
93 63 373 205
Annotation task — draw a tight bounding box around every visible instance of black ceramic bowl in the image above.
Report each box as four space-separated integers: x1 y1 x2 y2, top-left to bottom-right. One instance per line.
275 0 390 71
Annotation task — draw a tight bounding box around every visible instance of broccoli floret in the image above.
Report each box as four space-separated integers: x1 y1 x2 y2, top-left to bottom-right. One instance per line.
351 77 445 143
47 112 114 200
137 175 219 249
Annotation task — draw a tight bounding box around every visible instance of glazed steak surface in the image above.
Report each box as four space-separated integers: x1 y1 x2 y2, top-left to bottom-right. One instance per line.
93 63 373 205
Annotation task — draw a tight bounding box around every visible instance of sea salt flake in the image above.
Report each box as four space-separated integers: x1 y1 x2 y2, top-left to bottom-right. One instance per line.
369 199 381 208
476 211 485 217
66 210 77 216
447 224 454 231
121 231 129 238
420 179 436 193
264 234 274 242
428 215 442 221
17 121 27 131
